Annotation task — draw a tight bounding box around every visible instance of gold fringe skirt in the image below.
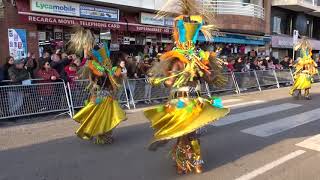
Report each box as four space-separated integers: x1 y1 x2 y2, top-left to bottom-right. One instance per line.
144 97 230 147
73 96 126 140
290 73 312 95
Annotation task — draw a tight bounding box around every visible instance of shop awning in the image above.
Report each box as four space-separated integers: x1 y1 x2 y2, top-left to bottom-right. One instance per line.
198 33 268 45
18 12 173 34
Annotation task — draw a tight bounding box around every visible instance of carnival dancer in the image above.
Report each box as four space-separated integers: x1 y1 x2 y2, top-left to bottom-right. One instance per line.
144 0 230 174
70 28 126 144
290 37 318 100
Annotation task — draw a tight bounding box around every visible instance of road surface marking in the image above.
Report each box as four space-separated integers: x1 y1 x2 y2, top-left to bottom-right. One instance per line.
235 150 306 180
125 99 247 113
241 108 320 137
212 103 301 127
296 134 320 151
225 100 265 108
223 99 242 103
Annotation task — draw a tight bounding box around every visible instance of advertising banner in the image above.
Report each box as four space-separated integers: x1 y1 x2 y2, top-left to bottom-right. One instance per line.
8 29 28 60
80 4 119 22
141 12 174 27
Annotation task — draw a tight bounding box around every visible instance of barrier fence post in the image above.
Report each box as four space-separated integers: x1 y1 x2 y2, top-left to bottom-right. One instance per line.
63 81 73 118
122 79 131 110
289 68 295 82
253 70 262 91
231 71 240 94
272 70 280 88
67 82 75 116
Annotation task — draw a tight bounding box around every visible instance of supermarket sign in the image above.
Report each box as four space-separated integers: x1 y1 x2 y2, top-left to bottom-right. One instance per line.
30 0 80 16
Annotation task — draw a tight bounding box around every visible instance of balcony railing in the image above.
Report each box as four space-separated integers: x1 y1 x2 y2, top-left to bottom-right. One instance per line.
201 0 265 20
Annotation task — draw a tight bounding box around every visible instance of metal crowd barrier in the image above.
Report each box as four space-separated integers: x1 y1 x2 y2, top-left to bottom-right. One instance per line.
234 71 261 92
255 70 279 88
68 79 130 116
0 69 305 120
206 72 239 94
0 81 71 120
275 69 294 85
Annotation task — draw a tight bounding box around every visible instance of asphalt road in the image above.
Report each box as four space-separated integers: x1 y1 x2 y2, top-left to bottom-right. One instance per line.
1 85 320 180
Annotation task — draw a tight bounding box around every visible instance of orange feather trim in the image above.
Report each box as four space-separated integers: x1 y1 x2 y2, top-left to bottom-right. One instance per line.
88 61 104 77
160 50 189 63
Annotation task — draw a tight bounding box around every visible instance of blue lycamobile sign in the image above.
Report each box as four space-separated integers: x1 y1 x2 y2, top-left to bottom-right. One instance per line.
30 0 80 17
30 0 120 22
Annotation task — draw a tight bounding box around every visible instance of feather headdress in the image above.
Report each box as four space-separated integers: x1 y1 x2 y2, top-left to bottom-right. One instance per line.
156 0 216 41
68 26 95 54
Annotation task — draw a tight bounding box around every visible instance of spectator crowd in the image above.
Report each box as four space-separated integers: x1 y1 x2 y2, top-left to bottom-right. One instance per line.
1 43 319 116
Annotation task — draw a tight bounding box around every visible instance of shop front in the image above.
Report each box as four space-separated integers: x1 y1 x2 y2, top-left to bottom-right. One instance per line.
271 35 320 60
198 32 271 56
15 0 173 57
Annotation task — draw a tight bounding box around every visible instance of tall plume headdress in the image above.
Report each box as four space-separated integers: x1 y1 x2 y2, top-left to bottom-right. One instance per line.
148 0 226 88
156 0 216 41
68 26 120 94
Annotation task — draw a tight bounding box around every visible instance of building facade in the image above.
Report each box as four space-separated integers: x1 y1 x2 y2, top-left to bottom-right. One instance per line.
271 0 320 59
199 0 271 57
0 0 271 63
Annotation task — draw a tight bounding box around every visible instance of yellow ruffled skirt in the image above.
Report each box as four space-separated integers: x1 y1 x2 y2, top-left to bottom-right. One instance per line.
290 73 312 95
73 96 126 140
144 97 230 146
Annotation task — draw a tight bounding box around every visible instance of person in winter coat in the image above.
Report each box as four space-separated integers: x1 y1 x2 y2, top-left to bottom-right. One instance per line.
64 63 78 82
36 60 60 110
25 52 38 78
36 60 60 83
7 58 30 115
3 56 14 81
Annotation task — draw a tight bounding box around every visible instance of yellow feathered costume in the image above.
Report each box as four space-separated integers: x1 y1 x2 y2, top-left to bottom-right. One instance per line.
70 28 126 144
289 37 318 99
144 0 229 174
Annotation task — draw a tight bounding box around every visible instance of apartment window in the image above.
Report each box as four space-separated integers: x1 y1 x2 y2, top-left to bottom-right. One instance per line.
272 16 291 35
306 19 313 37
313 18 320 40
273 16 281 34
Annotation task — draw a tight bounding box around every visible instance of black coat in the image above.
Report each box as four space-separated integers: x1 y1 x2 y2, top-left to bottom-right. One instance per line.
8 66 30 85
3 63 13 80
50 58 70 82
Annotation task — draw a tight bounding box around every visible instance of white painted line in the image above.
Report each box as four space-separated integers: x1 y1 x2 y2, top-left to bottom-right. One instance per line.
213 103 301 127
235 150 306 180
223 99 242 104
296 134 320 152
225 100 265 108
242 108 320 137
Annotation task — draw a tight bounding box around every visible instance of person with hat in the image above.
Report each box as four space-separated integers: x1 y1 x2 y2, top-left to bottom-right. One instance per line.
7 58 31 115
8 58 30 85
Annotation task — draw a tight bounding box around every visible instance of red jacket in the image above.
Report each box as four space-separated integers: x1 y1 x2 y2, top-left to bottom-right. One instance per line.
64 66 78 82
36 68 60 95
36 68 60 82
